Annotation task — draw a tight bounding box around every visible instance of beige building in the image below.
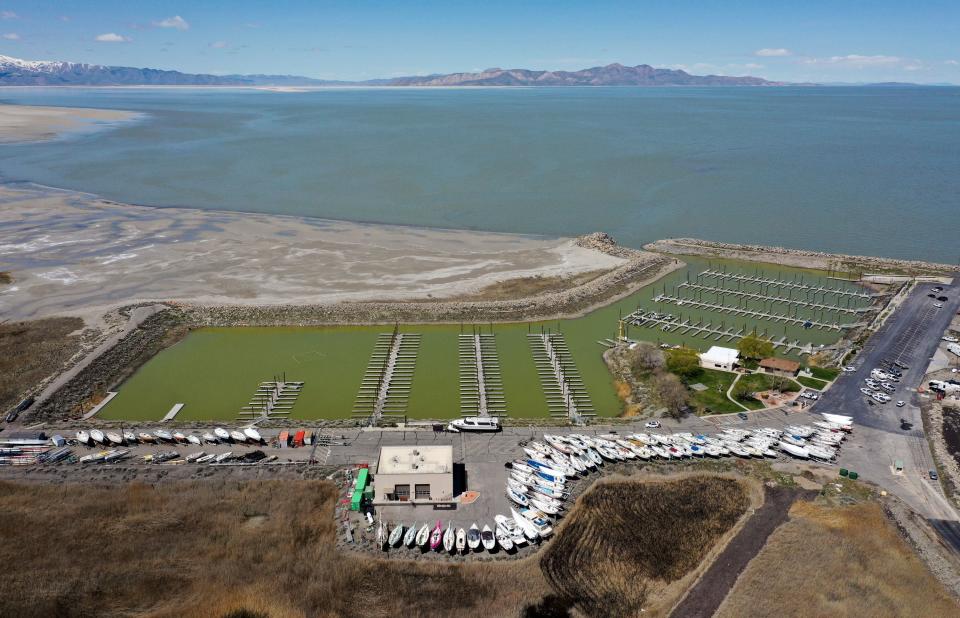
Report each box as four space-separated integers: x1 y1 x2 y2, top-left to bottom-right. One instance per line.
374 445 454 503
699 346 740 371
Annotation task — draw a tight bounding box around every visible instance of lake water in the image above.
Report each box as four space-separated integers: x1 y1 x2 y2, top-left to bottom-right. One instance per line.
1 86 959 261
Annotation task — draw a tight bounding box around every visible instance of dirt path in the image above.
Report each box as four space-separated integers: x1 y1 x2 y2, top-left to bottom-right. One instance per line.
668 485 815 618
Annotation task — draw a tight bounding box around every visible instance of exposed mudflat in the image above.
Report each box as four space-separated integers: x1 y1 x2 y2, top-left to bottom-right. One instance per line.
0 183 626 321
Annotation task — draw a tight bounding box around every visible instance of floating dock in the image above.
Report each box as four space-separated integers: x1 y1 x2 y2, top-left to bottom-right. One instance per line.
676 281 869 315
162 403 185 422
697 269 874 300
352 329 420 425
237 380 303 421
459 333 506 417
529 333 594 421
652 293 862 331
82 392 118 420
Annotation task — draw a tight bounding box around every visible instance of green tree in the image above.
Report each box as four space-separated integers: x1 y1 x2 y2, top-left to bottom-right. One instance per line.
665 347 702 379
731 380 755 401
737 333 775 360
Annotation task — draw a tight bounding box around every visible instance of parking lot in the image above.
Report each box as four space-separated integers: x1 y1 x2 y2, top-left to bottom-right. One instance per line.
814 275 960 542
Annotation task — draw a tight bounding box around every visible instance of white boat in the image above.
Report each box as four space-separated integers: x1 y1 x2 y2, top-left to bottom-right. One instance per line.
507 478 529 495
806 445 835 460
202 432 218 443
105 432 123 445
404 522 418 548
76 430 90 444
481 524 496 551
467 523 481 550
214 427 230 441
456 527 467 553
416 523 430 548
511 508 540 541
172 431 187 442
389 523 404 547
185 451 205 463
187 434 202 445
103 449 130 462
519 509 554 538
778 441 809 459
138 432 155 443
822 413 853 425
195 453 216 463
495 514 527 546
89 429 106 444
230 430 247 443
530 497 560 515
376 519 387 549
447 417 500 432
154 429 174 442
443 523 455 552
243 427 262 442
495 527 514 552
123 431 138 443
507 487 529 507
214 451 233 463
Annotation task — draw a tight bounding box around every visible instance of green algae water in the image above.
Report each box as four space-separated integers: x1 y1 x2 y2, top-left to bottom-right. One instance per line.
100 257 864 421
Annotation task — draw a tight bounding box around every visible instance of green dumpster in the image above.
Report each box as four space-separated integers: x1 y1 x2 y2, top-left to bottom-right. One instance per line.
351 468 369 511
848 471 859 480
839 468 848 477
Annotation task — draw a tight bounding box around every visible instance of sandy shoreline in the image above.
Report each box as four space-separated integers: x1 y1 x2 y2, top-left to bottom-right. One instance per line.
0 183 628 321
0 103 139 144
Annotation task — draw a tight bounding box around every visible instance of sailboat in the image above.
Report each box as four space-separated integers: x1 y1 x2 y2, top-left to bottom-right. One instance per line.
388 523 404 547
443 522 455 553
429 520 443 551
404 522 418 548
495 527 514 552
415 523 431 548
89 429 106 444
467 523 481 550
455 528 467 553
480 525 496 551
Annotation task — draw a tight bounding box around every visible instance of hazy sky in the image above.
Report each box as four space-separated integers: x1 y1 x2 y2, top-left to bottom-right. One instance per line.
1 0 958 83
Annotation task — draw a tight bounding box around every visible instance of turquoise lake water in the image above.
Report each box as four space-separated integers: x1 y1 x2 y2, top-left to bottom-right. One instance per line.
1 86 958 261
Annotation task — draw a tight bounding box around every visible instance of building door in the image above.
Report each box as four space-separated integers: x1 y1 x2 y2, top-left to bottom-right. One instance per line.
415 484 431 500
394 484 410 501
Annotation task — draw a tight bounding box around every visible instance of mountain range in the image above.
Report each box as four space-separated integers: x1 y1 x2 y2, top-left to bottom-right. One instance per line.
0 54 778 87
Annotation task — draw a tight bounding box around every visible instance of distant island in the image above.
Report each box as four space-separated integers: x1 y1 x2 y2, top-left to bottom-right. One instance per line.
1 54 777 87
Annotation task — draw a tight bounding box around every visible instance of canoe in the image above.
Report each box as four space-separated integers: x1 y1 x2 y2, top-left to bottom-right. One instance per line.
495 527 514 552
89 429 106 444
443 523 455 552
481 525 496 551
230 430 247 443
404 523 418 548
106 432 123 445
456 528 467 552
429 520 443 550
76 430 90 444
187 434 202 445
243 427 262 443
415 523 430 548
467 523 481 550
214 427 230 441
389 523 404 547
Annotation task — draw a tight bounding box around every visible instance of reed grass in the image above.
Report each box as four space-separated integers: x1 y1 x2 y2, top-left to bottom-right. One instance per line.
0 316 83 411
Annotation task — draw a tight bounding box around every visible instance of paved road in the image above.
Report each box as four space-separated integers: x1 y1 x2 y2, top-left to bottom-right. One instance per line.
815 276 960 542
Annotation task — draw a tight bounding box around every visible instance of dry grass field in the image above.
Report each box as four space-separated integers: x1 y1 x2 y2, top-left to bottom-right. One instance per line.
540 476 750 617
0 479 551 618
0 474 755 618
0 316 84 411
716 500 960 617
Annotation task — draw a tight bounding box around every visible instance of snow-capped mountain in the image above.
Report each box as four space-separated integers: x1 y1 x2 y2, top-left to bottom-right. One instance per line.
0 54 250 86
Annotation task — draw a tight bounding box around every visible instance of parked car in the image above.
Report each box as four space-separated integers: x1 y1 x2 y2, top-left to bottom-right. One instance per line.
896 401 906 407
842 366 856 372
930 470 939 481
737 412 749 421
644 420 661 429
934 303 944 309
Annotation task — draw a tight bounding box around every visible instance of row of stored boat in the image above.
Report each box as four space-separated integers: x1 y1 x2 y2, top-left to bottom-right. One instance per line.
75 427 262 447
374 511 548 554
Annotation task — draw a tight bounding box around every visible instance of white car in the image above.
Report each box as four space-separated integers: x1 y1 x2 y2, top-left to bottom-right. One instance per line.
872 393 890 403
842 366 857 373
880 382 896 392
860 387 874 396
934 303 944 309
644 420 661 429
944 336 959 343
896 401 905 407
